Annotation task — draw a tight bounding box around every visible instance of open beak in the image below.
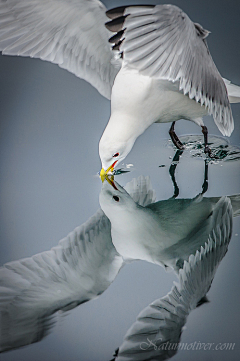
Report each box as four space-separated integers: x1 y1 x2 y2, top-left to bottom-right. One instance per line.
100 160 117 182
105 175 118 190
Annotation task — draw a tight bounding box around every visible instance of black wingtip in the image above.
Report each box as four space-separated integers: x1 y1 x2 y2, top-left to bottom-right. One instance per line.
106 6 128 19
196 295 210 307
106 4 155 20
109 347 119 360
109 30 125 44
112 41 123 51
194 23 211 39
105 15 128 32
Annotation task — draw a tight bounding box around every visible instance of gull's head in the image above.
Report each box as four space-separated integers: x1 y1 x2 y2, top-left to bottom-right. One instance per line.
99 177 137 219
99 136 135 181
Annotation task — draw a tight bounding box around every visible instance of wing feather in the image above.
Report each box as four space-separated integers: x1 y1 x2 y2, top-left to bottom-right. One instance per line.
0 0 121 98
0 209 123 352
107 4 233 135
0 175 155 352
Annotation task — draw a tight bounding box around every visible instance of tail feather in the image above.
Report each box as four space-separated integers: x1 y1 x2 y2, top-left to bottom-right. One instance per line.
223 78 240 103
208 194 240 218
229 194 240 217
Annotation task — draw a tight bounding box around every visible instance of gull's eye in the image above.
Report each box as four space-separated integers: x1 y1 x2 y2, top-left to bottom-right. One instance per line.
113 152 119 158
113 195 120 202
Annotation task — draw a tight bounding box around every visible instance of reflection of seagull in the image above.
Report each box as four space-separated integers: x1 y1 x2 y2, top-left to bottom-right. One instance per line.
113 197 233 361
0 176 238 357
0 1 240 175
100 178 239 272
0 176 155 353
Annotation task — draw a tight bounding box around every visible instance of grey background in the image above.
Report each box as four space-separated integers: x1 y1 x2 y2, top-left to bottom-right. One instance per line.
0 0 240 360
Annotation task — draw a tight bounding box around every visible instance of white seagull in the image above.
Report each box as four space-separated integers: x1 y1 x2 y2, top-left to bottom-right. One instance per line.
0 175 238 356
99 178 239 271
0 1 240 176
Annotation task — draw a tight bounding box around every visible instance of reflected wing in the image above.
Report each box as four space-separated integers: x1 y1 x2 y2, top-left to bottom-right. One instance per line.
106 5 233 135
0 175 155 352
0 209 123 352
151 194 235 271
114 197 232 361
177 196 232 310
0 0 121 98
124 175 156 206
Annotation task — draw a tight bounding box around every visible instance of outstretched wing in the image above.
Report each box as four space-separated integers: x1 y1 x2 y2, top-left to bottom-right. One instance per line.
106 5 233 135
0 0 121 98
0 209 123 352
0 175 156 352
113 197 232 361
177 196 232 311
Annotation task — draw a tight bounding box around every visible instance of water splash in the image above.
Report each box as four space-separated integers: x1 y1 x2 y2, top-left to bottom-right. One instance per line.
113 168 130 176
168 135 240 163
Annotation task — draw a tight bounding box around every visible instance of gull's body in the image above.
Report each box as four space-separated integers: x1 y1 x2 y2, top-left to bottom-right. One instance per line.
0 1 240 173
101 68 207 169
113 69 207 125
100 178 235 359
100 178 239 271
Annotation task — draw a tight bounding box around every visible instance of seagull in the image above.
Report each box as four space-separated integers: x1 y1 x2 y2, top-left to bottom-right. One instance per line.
0 175 237 354
0 1 240 177
112 196 233 361
100 178 238 271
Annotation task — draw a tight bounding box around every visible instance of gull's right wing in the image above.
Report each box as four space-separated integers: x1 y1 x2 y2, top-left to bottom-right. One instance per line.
0 0 121 98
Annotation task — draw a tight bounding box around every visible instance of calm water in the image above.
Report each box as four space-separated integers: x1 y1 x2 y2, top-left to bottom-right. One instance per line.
0 1 240 360
1 130 240 361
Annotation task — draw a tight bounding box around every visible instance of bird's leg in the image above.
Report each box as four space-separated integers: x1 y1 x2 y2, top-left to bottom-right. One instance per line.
201 125 211 155
169 121 184 150
201 159 208 195
169 149 184 198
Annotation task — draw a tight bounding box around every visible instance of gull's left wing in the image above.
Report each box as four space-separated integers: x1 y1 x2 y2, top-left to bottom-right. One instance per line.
106 5 233 135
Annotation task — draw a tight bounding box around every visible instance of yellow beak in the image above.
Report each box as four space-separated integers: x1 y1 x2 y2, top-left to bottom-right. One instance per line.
100 168 107 182
100 172 118 190
100 161 117 182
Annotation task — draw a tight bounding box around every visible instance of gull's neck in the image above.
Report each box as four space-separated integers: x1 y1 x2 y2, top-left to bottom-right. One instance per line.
102 111 148 146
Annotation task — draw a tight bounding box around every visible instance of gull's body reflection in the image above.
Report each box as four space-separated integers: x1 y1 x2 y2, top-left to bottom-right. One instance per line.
0 175 239 360
100 177 238 272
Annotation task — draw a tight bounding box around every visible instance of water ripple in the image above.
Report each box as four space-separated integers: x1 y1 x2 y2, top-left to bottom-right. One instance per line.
168 135 240 163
